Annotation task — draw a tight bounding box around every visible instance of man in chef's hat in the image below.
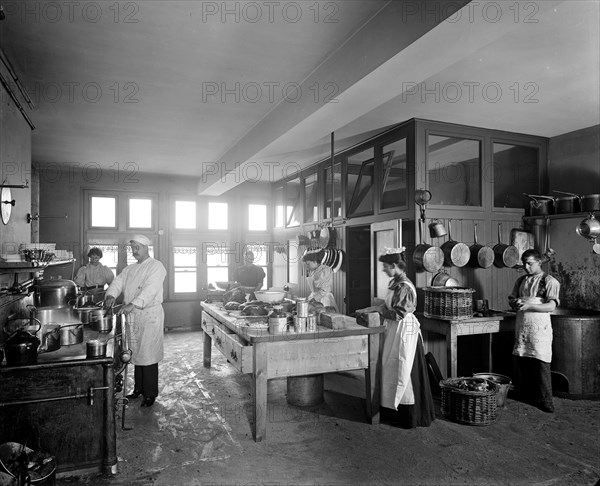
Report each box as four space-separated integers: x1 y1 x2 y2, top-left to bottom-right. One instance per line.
104 234 166 407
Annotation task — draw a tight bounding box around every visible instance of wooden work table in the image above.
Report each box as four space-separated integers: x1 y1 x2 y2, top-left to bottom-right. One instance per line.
200 302 385 442
417 312 516 378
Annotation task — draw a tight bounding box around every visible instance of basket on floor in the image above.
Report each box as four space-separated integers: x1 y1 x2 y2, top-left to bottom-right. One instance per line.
423 287 475 320
440 377 498 426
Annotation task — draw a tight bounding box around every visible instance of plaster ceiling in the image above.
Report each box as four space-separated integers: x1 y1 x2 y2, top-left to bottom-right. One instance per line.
0 0 598 196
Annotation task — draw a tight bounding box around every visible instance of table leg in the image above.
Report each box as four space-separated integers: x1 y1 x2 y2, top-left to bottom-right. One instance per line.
253 342 268 442
365 332 381 425
447 327 458 378
203 330 212 368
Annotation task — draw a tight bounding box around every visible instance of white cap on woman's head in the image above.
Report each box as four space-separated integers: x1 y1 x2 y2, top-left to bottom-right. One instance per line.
130 234 152 247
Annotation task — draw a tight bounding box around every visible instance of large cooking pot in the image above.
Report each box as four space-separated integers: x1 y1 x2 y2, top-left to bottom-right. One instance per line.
440 220 470 267
524 194 554 216
553 191 581 214
59 323 84 346
493 223 520 268
580 194 600 212
468 223 494 269
28 305 81 326
412 220 444 273
576 214 600 240
2 320 41 366
34 277 77 308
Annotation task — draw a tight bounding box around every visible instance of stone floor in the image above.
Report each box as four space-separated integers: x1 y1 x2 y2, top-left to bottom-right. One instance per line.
61 330 600 486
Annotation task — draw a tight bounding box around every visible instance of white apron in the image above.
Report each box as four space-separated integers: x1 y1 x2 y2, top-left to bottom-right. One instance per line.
381 281 420 408
513 296 553 363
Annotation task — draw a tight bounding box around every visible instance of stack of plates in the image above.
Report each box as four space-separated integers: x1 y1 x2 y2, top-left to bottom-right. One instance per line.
0 253 24 262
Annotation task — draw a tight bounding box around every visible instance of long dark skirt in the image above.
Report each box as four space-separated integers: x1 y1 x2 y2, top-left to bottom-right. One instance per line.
513 356 554 412
386 337 436 428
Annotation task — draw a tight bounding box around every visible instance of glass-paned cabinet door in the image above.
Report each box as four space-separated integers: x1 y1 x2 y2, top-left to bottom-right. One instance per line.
286 177 301 227
347 147 375 217
304 172 318 224
427 135 481 206
274 186 285 228
493 142 539 208
324 162 341 220
381 137 408 210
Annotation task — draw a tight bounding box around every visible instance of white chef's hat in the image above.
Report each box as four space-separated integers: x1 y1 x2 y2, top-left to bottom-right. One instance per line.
130 234 152 247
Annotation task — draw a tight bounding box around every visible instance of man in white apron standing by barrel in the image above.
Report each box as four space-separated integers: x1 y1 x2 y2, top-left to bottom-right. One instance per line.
509 249 560 413
104 235 167 408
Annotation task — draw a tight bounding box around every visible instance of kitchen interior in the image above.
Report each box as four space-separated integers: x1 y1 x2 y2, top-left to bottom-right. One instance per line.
0 1 599 485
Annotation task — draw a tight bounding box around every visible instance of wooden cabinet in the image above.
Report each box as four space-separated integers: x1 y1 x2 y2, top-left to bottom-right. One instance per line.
0 328 117 476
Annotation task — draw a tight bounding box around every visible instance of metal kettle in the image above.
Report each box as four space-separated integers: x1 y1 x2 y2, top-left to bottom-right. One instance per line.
3 320 41 366
429 219 448 238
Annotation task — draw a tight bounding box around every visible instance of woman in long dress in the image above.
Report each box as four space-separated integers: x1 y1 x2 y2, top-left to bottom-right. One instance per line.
509 249 560 413
357 248 435 428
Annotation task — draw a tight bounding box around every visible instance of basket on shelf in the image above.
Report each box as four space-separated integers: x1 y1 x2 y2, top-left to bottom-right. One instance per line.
440 377 498 426
423 287 475 320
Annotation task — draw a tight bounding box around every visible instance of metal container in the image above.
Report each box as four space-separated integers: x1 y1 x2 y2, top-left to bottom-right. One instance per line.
31 306 81 326
59 323 84 346
86 339 107 358
293 316 307 333
551 309 600 400
306 313 317 332
296 298 309 317
89 314 116 333
34 278 77 308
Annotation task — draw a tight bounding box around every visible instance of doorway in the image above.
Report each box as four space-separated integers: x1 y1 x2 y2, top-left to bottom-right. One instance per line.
346 225 371 315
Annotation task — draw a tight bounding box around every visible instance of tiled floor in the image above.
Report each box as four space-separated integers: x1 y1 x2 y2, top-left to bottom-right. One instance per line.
61 330 600 486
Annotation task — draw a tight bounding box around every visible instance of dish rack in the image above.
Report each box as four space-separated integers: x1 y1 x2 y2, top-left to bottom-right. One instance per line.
423 287 475 320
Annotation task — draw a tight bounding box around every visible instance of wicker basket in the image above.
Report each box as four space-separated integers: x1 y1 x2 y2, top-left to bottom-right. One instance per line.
440 377 498 426
423 287 475 320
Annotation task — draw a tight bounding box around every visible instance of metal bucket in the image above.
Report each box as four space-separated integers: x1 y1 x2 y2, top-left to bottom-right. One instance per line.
473 373 512 408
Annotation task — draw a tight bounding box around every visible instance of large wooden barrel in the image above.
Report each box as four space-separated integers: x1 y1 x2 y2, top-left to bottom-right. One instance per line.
287 375 324 407
551 309 600 400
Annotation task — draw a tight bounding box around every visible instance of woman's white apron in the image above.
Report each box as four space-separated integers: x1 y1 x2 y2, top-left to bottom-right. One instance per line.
381 280 420 409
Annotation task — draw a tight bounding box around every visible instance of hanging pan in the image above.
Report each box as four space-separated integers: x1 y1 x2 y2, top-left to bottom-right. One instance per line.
412 219 444 273
440 219 470 267
468 222 494 269
493 223 520 268
431 269 459 287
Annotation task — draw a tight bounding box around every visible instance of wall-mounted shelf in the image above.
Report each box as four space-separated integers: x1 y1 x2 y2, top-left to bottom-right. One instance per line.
523 211 597 222
0 259 75 274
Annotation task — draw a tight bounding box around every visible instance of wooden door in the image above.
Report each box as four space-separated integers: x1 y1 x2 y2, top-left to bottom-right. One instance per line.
371 220 402 302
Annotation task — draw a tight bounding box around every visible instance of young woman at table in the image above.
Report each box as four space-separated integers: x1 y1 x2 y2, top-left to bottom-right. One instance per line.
357 247 435 428
302 249 339 312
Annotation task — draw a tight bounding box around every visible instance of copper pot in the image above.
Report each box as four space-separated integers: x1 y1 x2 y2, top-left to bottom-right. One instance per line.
553 191 581 214
412 220 444 273
440 220 470 267
493 223 520 268
524 194 554 216
468 223 494 269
